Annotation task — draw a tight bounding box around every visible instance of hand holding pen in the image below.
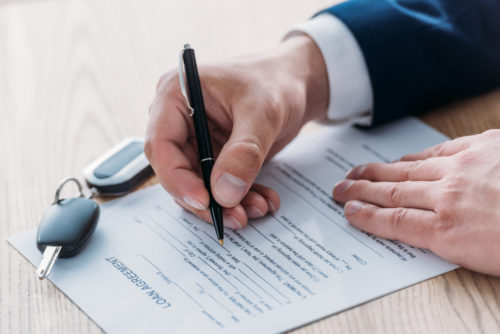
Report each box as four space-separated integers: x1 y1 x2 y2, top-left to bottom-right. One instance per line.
144 36 328 231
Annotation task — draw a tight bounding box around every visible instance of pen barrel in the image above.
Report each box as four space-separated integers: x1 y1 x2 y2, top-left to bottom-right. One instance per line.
182 48 213 159
183 46 223 240
200 159 215 193
201 159 224 239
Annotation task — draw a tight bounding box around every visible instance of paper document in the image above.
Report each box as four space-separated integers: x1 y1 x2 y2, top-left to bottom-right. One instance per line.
9 117 457 333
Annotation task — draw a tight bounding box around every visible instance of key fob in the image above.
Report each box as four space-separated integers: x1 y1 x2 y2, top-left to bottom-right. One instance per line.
83 137 153 196
36 197 100 258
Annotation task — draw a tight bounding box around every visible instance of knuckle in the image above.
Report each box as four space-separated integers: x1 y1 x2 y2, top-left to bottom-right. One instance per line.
439 176 465 207
438 188 459 209
430 214 454 253
261 95 286 129
388 182 403 206
434 191 458 228
433 143 447 156
454 150 475 168
443 173 466 190
400 161 421 180
433 195 449 216
397 166 410 181
390 208 409 230
233 135 266 167
435 205 454 227
434 179 462 225
266 94 282 114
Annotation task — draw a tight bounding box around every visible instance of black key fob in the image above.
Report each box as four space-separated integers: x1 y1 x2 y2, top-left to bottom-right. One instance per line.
83 137 153 196
36 197 100 258
36 178 100 280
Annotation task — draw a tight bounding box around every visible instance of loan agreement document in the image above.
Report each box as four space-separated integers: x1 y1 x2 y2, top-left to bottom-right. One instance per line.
9 118 457 333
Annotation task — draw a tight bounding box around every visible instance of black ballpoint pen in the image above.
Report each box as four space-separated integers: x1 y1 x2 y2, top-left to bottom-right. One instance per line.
179 44 224 245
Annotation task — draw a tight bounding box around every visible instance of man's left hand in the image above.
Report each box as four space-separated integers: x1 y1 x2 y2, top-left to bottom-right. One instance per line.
333 129 500 276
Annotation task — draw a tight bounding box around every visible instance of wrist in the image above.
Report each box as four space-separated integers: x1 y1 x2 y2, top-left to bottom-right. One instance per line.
278 34 329 123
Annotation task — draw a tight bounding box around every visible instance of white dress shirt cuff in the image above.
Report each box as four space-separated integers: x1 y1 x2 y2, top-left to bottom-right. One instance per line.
285 14 374 126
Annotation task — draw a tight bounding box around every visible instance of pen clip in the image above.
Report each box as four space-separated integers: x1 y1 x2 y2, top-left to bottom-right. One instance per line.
179 48 195 117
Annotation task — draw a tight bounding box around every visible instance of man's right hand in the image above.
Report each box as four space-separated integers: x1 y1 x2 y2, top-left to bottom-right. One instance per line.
145 35 328 229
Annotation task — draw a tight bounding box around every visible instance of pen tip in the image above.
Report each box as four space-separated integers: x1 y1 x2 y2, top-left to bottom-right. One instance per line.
219 239 224 246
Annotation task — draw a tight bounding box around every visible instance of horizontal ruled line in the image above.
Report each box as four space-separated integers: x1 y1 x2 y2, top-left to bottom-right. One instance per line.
175 282 203 309
247 223 274 244
243 262 289 301
239 267 284 306
270 215 296 235
198 256 238 290
232 274 263 300
155 206 203 241
143 222 185 258
146 214 188 249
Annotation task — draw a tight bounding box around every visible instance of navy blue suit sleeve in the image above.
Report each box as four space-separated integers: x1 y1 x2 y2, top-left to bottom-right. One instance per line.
319 0 500 126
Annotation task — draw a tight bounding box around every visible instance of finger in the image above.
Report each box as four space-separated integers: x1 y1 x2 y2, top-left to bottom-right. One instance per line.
155 142 209 209
223 204 248 229
241 191 269 219
344 201 437 249
249 184 281 213
174 198 212 222
346 157 447 182
334 180 437 210
174 198 248 229
210 105 280 207
183 140 202 174
240 183 281 219
400 136 472 161
146 94 209 211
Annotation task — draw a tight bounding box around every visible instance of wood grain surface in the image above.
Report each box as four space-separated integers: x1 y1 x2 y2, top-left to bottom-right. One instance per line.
1 0 500 333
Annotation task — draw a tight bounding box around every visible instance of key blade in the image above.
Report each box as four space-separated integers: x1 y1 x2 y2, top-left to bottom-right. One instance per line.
36 246 62 280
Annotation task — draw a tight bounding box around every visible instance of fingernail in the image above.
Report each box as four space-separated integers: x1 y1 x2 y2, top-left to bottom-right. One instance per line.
345 200 364 215
223 214 242 229
246 206 264 219
214 173 247 204
334 180 353 195
347 165 365 179
267 200 277 213
183 196 206 211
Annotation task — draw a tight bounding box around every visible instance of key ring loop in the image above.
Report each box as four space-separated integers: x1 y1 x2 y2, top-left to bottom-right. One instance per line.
54 178 84 203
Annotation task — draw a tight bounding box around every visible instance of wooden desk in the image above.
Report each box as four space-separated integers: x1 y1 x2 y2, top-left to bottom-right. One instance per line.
1 0 499 333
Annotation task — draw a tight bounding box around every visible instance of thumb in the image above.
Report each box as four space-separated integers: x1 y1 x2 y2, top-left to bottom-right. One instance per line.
210 108 280 207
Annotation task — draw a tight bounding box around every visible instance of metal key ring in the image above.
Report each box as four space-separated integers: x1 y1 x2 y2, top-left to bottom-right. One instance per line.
54 178 84 203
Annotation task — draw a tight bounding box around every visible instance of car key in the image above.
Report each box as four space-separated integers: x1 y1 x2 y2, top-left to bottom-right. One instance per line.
36 178 100 280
